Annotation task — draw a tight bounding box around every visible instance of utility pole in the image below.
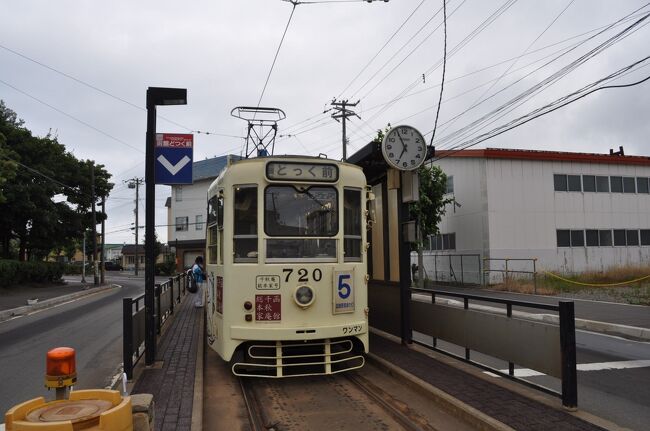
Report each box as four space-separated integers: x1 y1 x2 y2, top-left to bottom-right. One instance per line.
331 99 359 162
81 233 86 284
125 178 143 276
100 196 106 285
91 163 99 286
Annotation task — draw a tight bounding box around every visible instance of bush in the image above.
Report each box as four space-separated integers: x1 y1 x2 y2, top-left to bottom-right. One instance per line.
0 260 64 288
156 261 176 276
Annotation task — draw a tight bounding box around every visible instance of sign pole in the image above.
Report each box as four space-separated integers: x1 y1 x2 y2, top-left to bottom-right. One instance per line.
145 91 157 365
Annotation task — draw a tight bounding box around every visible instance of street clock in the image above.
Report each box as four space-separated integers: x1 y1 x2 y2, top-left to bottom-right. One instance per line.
381 125 427 171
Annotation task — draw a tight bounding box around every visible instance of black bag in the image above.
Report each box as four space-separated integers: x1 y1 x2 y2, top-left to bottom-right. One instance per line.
187 269 198 293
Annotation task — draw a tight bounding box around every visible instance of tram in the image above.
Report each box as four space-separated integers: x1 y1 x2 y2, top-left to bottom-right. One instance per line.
204 155 370 377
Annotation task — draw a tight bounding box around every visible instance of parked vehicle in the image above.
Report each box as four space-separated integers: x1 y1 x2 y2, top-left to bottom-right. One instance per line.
104 261 123 271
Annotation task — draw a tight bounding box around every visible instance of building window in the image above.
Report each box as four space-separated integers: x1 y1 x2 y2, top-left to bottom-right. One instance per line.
583 175 596 192
641 230 650 246
637 178 649 194
613 229 626 246
596 176 609 192
175 186 183 202
554 174 568 191
445 176 454 194
175 216 188 231
568 175 581 192
195 215 203 231
557 230 570 247
623 177 636 194
570 230 584 247
586 229 599 247
599 230 612 246
430 233 456 250
610 176 623 193
626 230 639 246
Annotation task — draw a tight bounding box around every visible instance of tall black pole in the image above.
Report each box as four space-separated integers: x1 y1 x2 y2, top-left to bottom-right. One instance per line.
101 196 105 285
144 92 157 365
135 179 140 276
91 163 99 286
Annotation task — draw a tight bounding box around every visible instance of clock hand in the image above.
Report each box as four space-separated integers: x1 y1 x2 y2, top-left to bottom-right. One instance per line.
396 133 408 163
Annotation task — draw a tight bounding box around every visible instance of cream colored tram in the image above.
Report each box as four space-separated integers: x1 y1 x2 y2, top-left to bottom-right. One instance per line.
204 156 370 377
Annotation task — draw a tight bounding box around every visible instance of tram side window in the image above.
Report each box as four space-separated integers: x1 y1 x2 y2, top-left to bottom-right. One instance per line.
207 194 223 265
344 188 362 262
234 186 258 263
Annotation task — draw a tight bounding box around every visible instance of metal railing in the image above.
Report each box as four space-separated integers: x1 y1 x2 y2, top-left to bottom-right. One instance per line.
410 288 577 409
123 272 189 379
414 253 482 286
483 257 538 293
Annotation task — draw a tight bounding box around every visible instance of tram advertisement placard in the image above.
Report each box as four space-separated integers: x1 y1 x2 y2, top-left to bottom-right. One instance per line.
333 269 355 314
266 161 338 182
256 275 280 290
255 294 281 321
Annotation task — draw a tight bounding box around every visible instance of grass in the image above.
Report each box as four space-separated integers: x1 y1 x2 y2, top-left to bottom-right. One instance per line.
488 265 650 305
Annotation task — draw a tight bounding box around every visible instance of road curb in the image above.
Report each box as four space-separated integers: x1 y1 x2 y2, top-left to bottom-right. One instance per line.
0 284 119 323
367 352 515 431
414 294 650 342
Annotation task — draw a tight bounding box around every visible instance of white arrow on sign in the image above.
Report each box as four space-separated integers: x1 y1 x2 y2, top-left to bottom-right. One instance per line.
157 155 191 176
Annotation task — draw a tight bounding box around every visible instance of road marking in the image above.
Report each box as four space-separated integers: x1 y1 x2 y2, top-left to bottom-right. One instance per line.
485 359 650 378
157 154 190 175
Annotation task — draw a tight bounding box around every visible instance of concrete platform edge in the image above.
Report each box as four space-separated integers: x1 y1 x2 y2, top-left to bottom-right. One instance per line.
370 328 628 431
0 284 119 323
367 352 514 431
191 308 204 431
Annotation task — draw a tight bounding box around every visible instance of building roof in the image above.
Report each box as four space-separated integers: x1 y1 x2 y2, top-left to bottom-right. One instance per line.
192 155 242 182
121 244 145 255
435 148 650 166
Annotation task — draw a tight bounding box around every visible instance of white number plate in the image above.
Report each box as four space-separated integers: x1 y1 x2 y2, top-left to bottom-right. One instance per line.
333 269 354 314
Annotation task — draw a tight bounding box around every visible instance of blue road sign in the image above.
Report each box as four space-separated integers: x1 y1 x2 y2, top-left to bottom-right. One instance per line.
155 133 193 185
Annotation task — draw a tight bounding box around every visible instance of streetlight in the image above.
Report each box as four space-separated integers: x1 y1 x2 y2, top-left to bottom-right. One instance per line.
145 87 187 365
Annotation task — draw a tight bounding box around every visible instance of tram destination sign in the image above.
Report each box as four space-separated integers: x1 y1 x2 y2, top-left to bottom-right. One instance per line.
266 161 338 182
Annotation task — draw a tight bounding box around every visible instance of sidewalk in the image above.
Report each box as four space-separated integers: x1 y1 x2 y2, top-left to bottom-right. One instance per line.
369 332 612 431
130 294 203 431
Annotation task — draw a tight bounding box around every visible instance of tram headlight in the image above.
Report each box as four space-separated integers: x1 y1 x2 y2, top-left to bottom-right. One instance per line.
294 285 315 308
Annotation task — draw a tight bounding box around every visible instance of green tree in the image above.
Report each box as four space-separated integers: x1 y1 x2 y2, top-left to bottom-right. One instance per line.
410 164 454 287
0 100 113 260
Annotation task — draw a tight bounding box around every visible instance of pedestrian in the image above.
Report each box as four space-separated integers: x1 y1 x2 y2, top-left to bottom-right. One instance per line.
192 256 205 308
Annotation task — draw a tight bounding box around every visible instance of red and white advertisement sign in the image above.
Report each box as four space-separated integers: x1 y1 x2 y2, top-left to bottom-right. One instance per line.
255 294 281 321
216 276 223 315
155 133 193 148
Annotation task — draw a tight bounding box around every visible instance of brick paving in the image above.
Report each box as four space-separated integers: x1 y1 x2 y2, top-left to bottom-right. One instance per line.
131 295 202 431
370 333 606 431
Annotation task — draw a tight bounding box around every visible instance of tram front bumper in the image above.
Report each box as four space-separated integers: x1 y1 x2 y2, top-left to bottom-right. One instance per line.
229 321 367 341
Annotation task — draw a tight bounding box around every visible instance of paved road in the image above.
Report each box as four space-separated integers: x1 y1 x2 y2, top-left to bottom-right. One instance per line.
0 275 149 415
430 285 650 328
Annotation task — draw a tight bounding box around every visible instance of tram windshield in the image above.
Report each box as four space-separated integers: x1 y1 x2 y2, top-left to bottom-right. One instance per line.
265 186 338 260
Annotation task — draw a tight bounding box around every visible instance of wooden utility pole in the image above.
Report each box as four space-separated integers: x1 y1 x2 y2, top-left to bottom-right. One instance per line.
91 163 99 286
331 99 359 162
125 178 143 276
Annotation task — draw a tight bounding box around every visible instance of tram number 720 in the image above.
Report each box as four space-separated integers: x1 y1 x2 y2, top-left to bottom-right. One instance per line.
282 268 322 283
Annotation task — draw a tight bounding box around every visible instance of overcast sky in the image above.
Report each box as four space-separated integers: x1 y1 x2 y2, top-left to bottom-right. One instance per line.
2 0 649 245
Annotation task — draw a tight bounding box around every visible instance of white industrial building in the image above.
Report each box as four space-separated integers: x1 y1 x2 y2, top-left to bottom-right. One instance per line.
166 155 238 270
424 148 650 279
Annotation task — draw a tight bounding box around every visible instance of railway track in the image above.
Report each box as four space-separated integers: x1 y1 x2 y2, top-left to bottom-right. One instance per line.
238 370 438 431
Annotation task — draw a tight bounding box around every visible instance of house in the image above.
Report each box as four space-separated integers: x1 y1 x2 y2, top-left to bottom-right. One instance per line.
426 148 650 278
120 244 167 270
166 155 240 270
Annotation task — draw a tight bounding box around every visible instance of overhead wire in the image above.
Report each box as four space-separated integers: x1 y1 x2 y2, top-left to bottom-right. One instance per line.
433 11 650 151
428 0 447 145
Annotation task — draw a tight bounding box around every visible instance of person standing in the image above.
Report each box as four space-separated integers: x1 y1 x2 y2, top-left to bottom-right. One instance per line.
192 256 205 308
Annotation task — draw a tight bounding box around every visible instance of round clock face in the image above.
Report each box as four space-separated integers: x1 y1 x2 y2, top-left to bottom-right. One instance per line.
381 125 427 171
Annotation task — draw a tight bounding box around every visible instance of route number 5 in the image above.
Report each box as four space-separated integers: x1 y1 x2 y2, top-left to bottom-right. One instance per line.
337 274 352 299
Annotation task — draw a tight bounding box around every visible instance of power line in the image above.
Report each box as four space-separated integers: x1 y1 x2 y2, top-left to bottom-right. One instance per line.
337 0 429 98
433 11 650 151
433 59 650 162
429 0 447 146
255 2 298 110
0 78 143 153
